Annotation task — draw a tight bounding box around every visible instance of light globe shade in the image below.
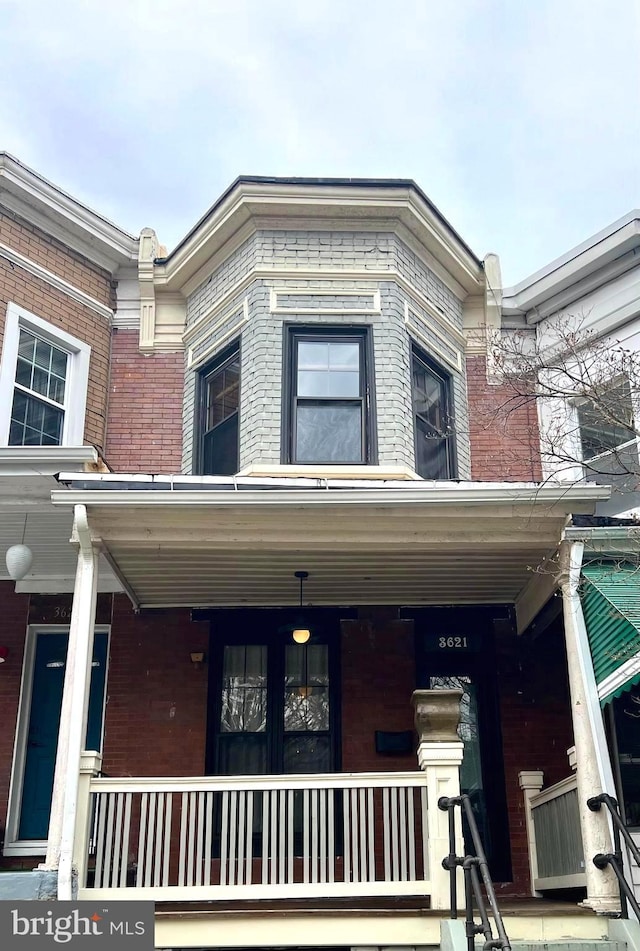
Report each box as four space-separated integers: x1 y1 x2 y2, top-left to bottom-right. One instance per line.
292 627 311 644
5 544 33 581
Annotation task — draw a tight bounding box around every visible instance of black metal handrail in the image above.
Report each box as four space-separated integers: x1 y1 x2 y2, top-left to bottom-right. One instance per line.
439 794 511 951
587 792 640 920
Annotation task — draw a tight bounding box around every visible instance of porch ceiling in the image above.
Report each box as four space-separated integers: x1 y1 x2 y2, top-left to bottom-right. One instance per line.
51 479 610 609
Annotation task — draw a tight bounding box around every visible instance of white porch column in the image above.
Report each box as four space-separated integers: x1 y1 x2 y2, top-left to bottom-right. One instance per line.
558 540 619 914
40 504 100 900
412 689 464 910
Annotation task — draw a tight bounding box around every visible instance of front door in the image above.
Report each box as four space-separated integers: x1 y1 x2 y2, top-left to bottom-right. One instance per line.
415 607 511 881
206 611 339 776
18 630 108 841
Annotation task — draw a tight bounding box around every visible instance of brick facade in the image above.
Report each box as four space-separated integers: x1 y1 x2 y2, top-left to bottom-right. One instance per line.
467 355 543 481
182 231 471 477
104 329 183 472
0 210 114 451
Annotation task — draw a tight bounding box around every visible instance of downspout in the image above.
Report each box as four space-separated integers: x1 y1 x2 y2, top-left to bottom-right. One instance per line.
55 504 99 900
559 539 618 912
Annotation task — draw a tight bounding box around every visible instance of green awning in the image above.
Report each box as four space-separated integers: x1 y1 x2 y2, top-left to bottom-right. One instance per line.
582 563 640 706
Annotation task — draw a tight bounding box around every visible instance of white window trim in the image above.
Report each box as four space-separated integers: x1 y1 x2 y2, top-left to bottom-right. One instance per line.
0 302 91 447
4 624 110 857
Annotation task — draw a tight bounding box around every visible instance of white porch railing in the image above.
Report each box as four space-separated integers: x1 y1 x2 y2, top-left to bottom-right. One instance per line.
76 771 433 902
520 768 586 893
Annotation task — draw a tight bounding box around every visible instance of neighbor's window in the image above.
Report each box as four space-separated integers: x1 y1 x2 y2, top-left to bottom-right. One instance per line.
411 346 456 479
0 303 90 447
287 328 371 464
199 343 240 475
577 380 636 461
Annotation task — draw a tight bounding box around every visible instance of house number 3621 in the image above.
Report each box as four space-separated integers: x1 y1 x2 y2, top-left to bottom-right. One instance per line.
438 636 468 649
54 606 70 619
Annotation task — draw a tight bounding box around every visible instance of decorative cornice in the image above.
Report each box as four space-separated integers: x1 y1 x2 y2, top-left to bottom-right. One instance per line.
154 181 484 298
0 152 138 272
0 241 113 320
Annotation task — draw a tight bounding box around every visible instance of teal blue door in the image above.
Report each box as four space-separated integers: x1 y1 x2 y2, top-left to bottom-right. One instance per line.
18 631 108 841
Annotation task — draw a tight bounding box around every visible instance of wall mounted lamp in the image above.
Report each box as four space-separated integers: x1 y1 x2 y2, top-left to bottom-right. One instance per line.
190 651 206 669
0 646 9 664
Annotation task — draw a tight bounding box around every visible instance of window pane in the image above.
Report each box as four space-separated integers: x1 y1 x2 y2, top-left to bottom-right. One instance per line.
202 413 238 475
220 645 267 733
9 391 63 446
298 342 329 371
578 382 636 461
416 416 449 479
283 736 330 773
206 356 240 430
297 341 360 397
413 361 446 432
16 329 67 407
217 735 267 775
296 403 362 462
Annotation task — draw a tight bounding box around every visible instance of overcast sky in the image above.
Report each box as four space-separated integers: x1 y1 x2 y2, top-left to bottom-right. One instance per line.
0 0 638 285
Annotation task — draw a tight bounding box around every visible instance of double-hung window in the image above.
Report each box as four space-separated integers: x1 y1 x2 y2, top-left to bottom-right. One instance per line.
411 346 456 479
287 328 372 464
198 343 240 475
0 304 90 447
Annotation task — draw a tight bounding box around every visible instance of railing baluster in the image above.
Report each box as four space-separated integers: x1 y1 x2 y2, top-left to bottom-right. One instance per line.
203 791 213 887
270 788 278 884
320 788 327 883
399 786 408 881
391 785 399 880
145 793 156 887
407 787 416 881
237 790 246 886
163 793 172 887
359 787 367 882
196 791 205 887
136 793 148 887
220 790 230 887
120 793 132 889
186 792 196 887
367 787 375 881
351 788 359 883
287 789 294 883
303 788 310 883
278 789 286 884
245 790 253 886
178 792 187 887
328 788 335 884
342 787 351 883
229 790 238 886
383 787 391 881
311 788 318 884
104 790 116 888
94 792 108 889
111 793 124 888
261 790 269 885
153 793 164 887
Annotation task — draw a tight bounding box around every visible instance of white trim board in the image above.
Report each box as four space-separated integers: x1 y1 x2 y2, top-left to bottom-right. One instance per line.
0 241 113 320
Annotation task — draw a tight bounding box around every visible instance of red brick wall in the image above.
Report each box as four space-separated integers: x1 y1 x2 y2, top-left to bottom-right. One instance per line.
0 209 114 451
104 330 183 472
496 621 574 894
101 596 209 776
0 583 30 856
467 355 542 482
341 610 416 773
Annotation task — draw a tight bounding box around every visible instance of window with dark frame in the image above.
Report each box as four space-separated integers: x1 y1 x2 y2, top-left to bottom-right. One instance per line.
199 343 240 476
287 328 371 464
411 346 456 479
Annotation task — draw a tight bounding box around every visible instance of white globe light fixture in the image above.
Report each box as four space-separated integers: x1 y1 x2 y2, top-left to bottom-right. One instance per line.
6 543 33 581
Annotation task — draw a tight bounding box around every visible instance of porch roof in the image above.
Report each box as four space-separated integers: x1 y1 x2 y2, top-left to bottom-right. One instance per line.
51 474 609 610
